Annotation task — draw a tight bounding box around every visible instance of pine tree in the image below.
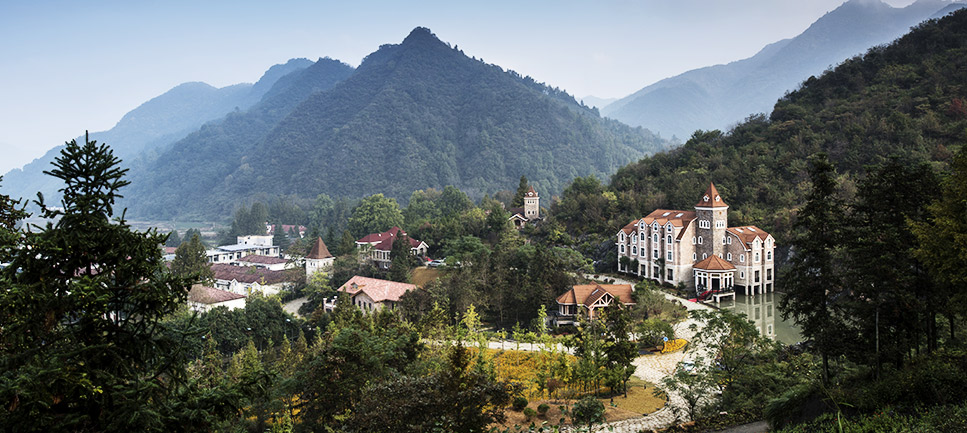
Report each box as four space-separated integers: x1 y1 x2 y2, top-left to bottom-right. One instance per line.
512 175 529 207
165 229 182 247
172 233 215 285
388 232 415 282
778 153 847 383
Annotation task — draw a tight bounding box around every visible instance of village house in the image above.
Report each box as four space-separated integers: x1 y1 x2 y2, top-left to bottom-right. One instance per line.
305 237 335 278
337 275 417 312
235 254 290 271
615 183 776 296
266 223 307 238
187 284 246 312
355 227 428 269
211 263 289 296
507 186 541 229
206 235 280 264
555 283 635 326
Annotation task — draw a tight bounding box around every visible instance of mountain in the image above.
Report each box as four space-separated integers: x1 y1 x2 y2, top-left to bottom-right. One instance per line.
603 0 965 140
1 58 314 207
125 28 668 219
595 7 967 245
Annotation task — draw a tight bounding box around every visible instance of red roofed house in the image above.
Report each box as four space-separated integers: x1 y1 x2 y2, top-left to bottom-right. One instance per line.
616 183 775 296
188 284 247 312
555 283 635 326
338 275 417 312
211 263 290 296
305 237 335 278
355 227 428 269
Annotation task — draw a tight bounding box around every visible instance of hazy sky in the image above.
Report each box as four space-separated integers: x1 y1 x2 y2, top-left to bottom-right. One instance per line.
0 0 917 174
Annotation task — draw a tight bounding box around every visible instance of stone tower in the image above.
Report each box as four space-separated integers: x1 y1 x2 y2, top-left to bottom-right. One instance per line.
524 186 539 219
694 183 728 260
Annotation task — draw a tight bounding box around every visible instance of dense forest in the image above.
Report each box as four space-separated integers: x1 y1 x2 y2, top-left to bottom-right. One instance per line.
123 27 667 220
553 7 967 261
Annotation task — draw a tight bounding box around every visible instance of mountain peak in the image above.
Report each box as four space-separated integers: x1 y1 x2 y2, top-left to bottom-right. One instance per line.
402 27 441 46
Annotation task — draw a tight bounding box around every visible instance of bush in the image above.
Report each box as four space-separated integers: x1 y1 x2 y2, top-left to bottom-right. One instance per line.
513 396 529 411
571 396 605 428
523 407 537 419
537 403 550 415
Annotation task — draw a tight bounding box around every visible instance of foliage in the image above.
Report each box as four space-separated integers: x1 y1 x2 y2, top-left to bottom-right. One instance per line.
347 193 404 238
0 135 238 432
165 228 182 247
171 232 214 285
570 396 605 430
513 396 529 411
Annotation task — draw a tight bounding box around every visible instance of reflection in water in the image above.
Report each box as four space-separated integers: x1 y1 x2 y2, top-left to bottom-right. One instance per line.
718 292 802 345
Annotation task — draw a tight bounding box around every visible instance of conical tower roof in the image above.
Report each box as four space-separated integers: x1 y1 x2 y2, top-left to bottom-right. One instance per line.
695 183 729 208
307 237 333 259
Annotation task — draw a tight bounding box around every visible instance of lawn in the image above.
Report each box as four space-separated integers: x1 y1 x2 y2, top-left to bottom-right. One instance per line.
411 267 442 287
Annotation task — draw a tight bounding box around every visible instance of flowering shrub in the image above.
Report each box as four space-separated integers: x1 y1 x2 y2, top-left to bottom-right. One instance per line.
662 338 688 353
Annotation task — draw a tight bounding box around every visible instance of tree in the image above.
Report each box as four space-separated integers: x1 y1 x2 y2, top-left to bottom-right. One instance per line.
439 185 473 218
172 233 215 285
779 153 847 383
165 229 182 247
273 221 291 251
0 176 27 262
347 193 404 238
0 134 238 432
388 231 416 283
571 395 605 431
913 147 967 343
513 175 529 207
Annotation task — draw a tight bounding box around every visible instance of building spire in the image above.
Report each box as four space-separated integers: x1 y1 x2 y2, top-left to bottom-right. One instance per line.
695 182 728 208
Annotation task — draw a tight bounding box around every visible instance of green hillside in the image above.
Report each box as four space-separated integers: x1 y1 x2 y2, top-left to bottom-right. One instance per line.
127 27 667 219
581 8 967 245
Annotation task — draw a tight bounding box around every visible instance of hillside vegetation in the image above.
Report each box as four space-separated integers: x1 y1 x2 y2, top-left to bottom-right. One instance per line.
125 27 666 219
559 8 967 248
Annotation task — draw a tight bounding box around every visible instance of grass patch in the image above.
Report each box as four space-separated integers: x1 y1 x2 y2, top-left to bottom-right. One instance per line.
604 377 666 415
411 267 442 287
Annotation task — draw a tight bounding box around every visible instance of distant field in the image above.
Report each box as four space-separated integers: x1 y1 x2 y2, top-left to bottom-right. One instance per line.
411 267 442 287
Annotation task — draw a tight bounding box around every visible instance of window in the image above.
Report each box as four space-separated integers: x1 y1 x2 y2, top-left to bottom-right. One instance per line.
740 254 745 263
755 252 760 262
666 235 672 245
703 253 708 259
727 253 732 261
631 246 637 255
653 233 658 243
619 233 625 242
698 236 703 244
666 250 672 261
693 253 697 261
755 270 761 283
767 251 772 260
692 236 696 244
631 234 637 243
722 237 727 244
666 224 672 233
715 220 725 228
653 249 659 259
767 268 772 281
653 266 659 277
727 237 732 245
740 271 745 279
620 245 625 254
667 269 674 280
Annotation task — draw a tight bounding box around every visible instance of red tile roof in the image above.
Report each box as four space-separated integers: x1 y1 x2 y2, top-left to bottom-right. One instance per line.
695 183 729 208
307 237 334 259
237 254 287 265
642 209 697 227
726 226 771 248
188 284 246 304
556 284 635 306
357 227 423 252
526 186 538 197
211 263 289 285
694 255 736 271
338 275 417 303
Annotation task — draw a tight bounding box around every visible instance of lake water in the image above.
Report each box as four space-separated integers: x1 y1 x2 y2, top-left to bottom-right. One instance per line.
717 292 803 345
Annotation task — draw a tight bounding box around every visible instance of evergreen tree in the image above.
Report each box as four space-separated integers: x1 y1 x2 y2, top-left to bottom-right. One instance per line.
273 221 291 251
388 232 415 283
337 229 357 257
0 134 237 431
165 229 182 247
172 233 215 285
512 175 529 207
778 153 847 383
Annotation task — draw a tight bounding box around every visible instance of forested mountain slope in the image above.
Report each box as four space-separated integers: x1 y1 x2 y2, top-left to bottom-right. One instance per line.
2 58 314 206
127 27 667 219
603 0 963 141
566 8 967 245
124 58 355 219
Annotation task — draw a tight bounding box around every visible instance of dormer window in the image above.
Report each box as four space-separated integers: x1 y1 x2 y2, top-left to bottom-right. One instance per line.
703 195 709 202
666 224 672 233
715 195 721 202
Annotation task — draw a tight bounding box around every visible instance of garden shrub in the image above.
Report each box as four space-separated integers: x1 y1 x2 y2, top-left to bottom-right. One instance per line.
523 407 537 419
513 396 529 411
537 403 549 415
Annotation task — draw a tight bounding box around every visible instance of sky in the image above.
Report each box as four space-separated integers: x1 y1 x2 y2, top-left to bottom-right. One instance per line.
0 0 918 174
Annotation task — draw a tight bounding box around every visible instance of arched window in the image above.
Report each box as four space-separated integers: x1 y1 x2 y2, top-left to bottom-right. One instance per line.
653 233 658 242
631 246 637 255
698 236 703 244
727 253 732 261
692 253 697 260
767 251 772 260
740 254 745 262
692 236 696 244
666 235 672 245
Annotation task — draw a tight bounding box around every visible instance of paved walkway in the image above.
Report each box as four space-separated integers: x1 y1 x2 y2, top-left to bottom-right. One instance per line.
282 296 308 317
